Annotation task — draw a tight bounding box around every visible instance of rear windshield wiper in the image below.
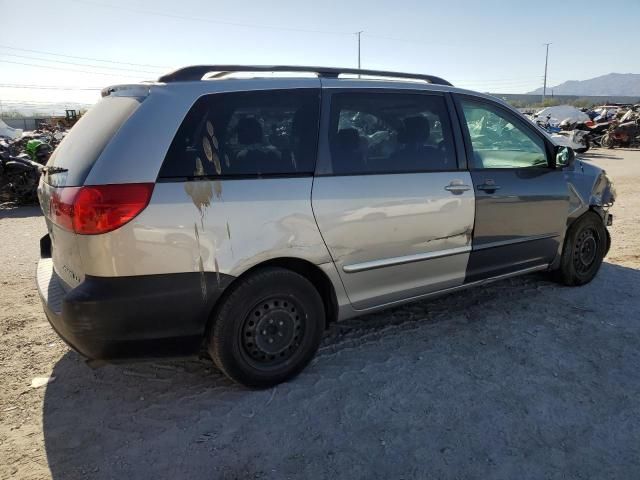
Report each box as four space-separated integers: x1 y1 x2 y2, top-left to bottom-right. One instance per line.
41 166 69 175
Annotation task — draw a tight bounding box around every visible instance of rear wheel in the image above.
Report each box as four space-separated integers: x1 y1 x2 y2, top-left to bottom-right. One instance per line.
554 212 607 286
208 267 325 388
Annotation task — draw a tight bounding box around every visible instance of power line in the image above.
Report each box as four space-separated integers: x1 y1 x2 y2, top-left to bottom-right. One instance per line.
1 4 558 92
1 100 90 105
0 45 168 70
0 84 101 91
363 32 435 45
0 52 161 75
0 60 150 78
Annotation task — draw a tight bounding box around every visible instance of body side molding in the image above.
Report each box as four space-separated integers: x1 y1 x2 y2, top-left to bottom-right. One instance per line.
343 245 472 273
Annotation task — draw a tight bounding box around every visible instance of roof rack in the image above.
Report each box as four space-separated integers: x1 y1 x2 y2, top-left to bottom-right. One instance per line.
157 65 452 86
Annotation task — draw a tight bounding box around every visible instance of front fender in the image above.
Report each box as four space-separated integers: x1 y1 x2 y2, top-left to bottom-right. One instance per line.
551 160 614 269
565 160 615 225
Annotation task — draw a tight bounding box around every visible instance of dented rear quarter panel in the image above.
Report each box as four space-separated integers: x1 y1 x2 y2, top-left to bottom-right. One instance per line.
76 178 333 278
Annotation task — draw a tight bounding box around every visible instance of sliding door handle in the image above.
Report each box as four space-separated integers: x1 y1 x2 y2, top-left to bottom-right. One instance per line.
444 181 471 195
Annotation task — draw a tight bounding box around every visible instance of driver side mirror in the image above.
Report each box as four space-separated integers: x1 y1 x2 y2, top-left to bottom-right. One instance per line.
555 145 575 168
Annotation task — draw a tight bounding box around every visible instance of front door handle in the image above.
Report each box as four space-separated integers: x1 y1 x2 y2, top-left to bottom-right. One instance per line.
444 181 471 195
477 179 501 192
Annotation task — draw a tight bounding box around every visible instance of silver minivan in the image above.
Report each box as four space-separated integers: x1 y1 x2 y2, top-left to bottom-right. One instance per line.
36 66 615 387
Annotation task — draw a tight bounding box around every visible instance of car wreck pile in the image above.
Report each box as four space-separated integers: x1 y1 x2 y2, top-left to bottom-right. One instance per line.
528 104 640 153
0 122 66 205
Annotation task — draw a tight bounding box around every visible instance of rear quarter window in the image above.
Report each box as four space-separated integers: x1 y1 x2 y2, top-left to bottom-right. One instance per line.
159 89 320 179
46 96 141 187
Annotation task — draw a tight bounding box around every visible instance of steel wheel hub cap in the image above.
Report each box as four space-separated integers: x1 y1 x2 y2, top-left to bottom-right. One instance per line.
574 228 598 273
242 298 303 364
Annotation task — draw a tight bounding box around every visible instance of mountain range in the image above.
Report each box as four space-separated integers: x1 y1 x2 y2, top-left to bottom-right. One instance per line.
528 73 640 96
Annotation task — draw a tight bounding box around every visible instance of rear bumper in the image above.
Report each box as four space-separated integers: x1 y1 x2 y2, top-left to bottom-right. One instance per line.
36 237 234 360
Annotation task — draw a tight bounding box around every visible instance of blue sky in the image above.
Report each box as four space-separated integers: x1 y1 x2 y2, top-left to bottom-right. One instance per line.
1 0 639 107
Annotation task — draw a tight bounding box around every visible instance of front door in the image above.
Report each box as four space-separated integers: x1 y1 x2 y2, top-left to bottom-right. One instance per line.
455 96 569 282
312 89 475 310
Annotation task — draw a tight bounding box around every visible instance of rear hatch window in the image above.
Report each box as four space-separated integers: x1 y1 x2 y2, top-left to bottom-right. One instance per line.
45 96 141 187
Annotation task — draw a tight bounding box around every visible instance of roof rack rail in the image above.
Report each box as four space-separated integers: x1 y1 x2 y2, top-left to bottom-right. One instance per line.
157 65 452 86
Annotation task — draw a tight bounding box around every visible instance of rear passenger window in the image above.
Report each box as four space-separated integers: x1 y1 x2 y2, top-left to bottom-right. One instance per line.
160 89 320 178
328 92 456 175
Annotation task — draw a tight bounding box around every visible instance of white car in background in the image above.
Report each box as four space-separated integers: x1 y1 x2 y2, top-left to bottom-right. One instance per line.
528 105 591 153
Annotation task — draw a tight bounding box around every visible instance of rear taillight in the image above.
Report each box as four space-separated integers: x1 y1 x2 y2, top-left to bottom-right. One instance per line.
49 183 154 235
50 186 79 232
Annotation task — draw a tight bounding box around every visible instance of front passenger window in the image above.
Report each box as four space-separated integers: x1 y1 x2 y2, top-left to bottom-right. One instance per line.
460 99 548 169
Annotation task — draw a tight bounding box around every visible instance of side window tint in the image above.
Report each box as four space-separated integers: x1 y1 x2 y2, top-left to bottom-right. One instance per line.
460 99 548 169
160 89 320 178
328 92 456 174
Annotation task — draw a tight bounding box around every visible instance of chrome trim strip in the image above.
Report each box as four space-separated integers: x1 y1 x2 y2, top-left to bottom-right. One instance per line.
473 233 558 251
343 245 472 273
352 264 549 313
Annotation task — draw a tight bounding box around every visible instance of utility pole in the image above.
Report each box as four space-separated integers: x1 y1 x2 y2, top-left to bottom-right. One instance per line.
542 43 551 102
356 31 363 74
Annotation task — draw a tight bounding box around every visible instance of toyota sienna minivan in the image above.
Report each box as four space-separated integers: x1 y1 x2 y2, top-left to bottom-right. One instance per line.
36 65 615 387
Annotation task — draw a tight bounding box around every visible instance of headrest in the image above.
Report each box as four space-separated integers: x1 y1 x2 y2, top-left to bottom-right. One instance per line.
237 117 263 144
399 116 430 144
336 128 361 151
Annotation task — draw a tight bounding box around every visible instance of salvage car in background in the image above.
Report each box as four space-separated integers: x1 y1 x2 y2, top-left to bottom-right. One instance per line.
530 105 592 152
35 66 615 387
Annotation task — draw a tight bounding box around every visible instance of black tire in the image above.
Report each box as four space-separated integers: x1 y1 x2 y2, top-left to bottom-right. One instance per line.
555 212 607 286
601 133 614 149
208 267 325 388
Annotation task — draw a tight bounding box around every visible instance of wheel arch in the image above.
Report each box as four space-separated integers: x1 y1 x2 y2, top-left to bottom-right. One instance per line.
584 206 611 256
207 257 339 335
553 207 608 270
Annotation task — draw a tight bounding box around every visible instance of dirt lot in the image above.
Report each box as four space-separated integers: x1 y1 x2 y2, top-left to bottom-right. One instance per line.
1 148 639 480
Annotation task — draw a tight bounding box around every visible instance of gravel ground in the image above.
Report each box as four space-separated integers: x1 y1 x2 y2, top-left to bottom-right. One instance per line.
1 148 639 480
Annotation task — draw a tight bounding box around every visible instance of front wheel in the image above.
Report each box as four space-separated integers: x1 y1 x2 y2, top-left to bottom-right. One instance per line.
208 267 325 388
601 133 614 149
554 212 607 286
